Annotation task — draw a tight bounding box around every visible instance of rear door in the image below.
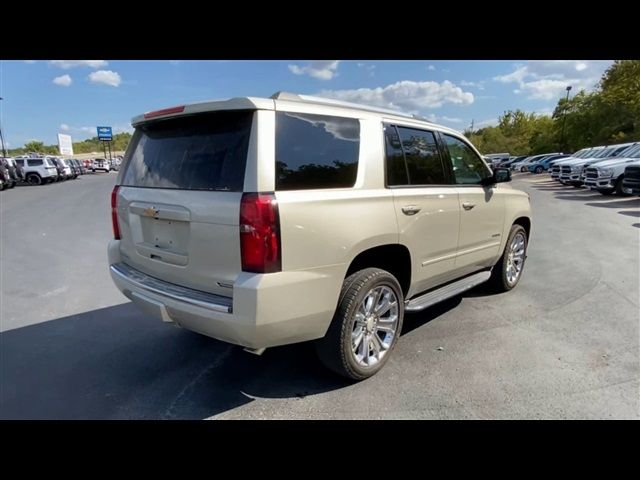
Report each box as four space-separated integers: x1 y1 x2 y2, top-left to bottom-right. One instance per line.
439 132 505 273
385 124 460 295
115 110 255 297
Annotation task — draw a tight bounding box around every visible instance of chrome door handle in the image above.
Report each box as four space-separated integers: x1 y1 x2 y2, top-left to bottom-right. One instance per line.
462 202 475 210
401 205 421 216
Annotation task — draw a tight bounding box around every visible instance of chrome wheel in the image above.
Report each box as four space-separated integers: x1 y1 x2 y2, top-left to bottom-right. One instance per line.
505 232 526 285
351 285 399 367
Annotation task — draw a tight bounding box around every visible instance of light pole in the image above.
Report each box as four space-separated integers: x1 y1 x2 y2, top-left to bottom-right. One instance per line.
0 96 7 158
560 85 572 152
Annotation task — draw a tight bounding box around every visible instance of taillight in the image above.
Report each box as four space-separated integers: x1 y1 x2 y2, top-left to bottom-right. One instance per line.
240 193 281 273
111 185 121 240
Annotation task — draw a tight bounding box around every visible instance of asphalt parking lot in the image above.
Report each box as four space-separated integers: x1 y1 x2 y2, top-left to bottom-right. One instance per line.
1 173 638 419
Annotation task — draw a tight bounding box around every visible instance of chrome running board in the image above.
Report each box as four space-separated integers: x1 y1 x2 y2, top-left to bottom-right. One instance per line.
405 271 491 312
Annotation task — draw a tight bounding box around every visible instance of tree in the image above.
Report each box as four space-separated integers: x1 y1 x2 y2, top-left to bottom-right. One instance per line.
23 140 45 153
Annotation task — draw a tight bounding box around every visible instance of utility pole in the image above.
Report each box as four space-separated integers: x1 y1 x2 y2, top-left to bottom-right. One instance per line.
470 119 474 133
0 97 7 158
560 86 572 152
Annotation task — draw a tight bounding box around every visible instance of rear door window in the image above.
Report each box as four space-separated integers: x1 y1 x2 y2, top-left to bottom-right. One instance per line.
121 110 253 191
384 124 448 186
275 112 360 191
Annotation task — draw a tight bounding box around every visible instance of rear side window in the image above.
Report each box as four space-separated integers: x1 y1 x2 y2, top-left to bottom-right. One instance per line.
121 110 253 191
28 159 43 166
384 124 448 186
275 112 360 191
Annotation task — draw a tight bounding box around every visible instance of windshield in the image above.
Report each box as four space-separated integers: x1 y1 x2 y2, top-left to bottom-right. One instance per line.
622 145 640 158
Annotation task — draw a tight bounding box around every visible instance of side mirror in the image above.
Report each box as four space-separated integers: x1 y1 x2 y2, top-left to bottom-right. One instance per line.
482 167 511 186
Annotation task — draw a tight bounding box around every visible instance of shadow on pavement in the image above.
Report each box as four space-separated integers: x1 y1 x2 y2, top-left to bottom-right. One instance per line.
585 198 640 209
0 303 348 420
1 295 465 420
618 210 640 218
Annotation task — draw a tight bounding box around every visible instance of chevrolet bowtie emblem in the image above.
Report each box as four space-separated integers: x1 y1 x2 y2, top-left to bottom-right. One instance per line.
143 207 159 217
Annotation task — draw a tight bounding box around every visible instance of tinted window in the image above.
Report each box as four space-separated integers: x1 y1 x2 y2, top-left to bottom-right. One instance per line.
275 112 360 191
441 134 491 185
384 125 408 185
28 159 43 166
121 110 253 191
15 160 24 166
397 127 447 185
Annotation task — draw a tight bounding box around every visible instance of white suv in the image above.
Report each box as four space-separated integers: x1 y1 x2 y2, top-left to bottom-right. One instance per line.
92 158 111 173
108 92 532 379
14 157 58 185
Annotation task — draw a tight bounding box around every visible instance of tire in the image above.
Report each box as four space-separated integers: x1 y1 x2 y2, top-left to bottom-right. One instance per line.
521 167 527 172
489 224 528 293
535 166 543 174
26 173 42 185
316 268 404 381
614 177 628 196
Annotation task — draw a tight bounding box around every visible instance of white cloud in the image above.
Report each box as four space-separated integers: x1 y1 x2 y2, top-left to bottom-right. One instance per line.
50 60 108 69
427 65 436 71
493 60 612 100
288 61 340 80
460 80 485 90
441 116 463 123
318 80 474 112
88 70 122 87
53 74 72 87
59 124 70 131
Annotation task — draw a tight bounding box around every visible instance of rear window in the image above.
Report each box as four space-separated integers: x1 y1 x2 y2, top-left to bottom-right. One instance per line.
121 110 253 191
275 112 360 191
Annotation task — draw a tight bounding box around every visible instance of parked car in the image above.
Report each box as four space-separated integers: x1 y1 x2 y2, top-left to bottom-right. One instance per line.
0 159 11 190
65 158 81 178
512 153 562 172
583 144 640 195
110 158 121 171
550 147 602 181
108 92 532 380
0 157 20 188
559 142 637 187
5 157 25 182
73 159 87 175
46 157 65 181
484 153 510 168
527 154 571 173
13 157 58 185
92 158 110 173
500 155 528 169
622 164 640 195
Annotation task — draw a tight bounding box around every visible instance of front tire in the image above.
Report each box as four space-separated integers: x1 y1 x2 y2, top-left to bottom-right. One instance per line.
316 268 404 381
535 166 543 174
489 224 528 292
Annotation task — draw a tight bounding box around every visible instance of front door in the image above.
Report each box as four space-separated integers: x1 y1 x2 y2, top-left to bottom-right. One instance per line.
439 133 505 273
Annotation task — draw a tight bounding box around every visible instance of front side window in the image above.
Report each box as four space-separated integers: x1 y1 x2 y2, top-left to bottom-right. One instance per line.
384 124 447 186
441 134 491 185
275 112 360 191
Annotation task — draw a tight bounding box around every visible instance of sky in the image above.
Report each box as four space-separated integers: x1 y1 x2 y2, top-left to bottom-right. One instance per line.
0 60 613 149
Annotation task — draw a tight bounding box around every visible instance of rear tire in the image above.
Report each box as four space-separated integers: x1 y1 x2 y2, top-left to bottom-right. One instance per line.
26 173 42 186
316 268 404 381
489 224 528 293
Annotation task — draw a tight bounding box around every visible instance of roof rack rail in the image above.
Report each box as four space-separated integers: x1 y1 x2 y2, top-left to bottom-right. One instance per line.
270 91 421 120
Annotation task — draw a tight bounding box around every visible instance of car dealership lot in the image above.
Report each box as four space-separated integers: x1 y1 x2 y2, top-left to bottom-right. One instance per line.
1 173 638 419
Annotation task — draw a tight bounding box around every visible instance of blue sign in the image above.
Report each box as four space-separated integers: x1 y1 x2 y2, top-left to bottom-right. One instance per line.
97 126 113 141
